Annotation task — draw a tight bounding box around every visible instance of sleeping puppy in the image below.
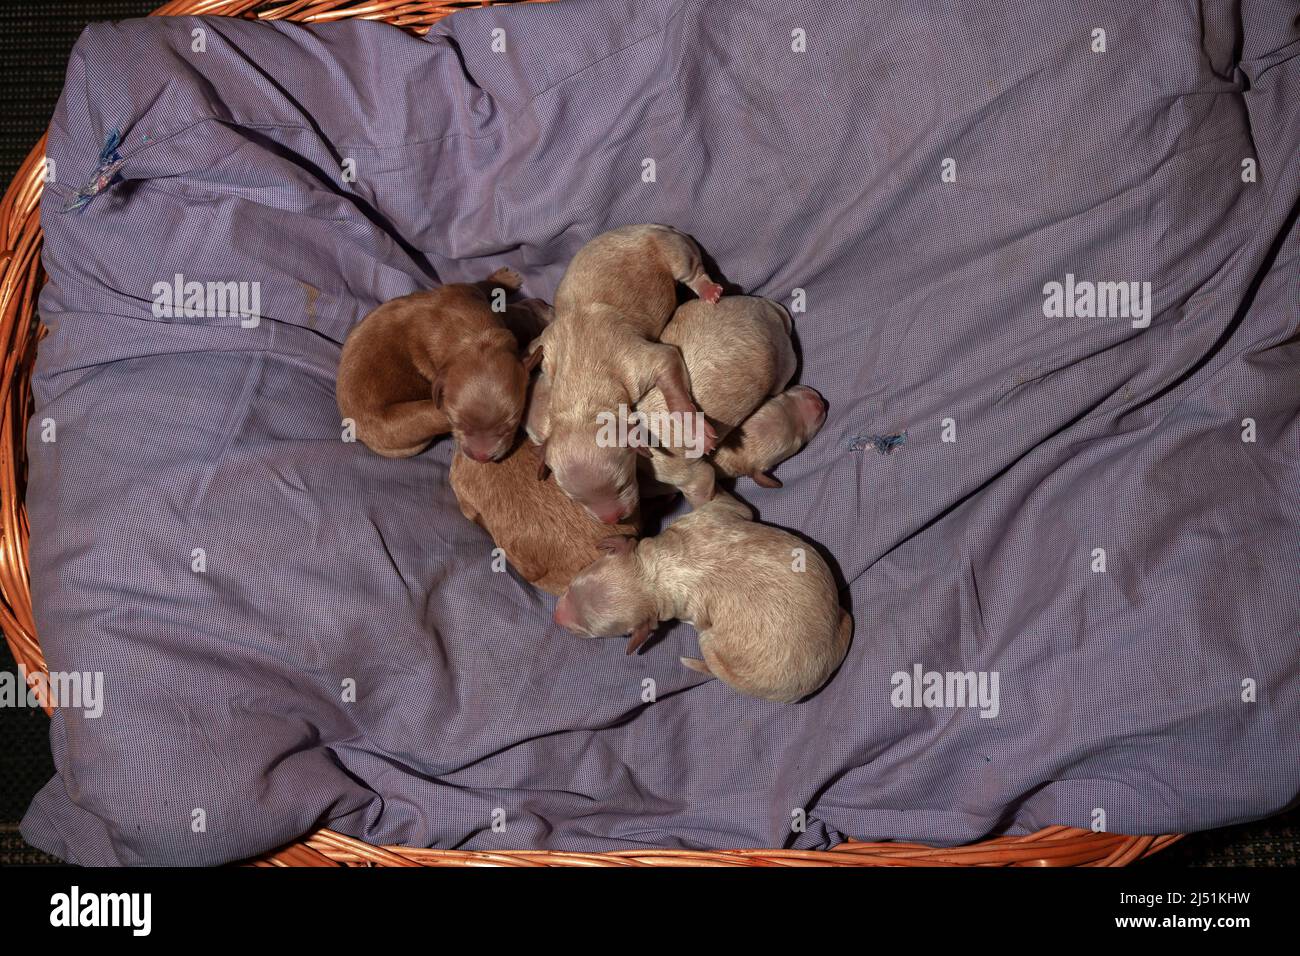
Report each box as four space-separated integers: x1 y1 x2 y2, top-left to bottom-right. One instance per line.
451 439 640 595
636 296 796 506
552 493 852 704
533 296 797 505
336 269 543 461
534 225 723 524
712 385 828 488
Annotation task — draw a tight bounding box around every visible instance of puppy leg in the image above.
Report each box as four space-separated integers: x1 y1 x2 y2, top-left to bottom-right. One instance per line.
681 632 729 685
364 399 448 458
477 267 523 295
636 343 718 454
676 459 717 505
504 297 551 327
504 298 555 346
648 451 716 506
651 227 723 303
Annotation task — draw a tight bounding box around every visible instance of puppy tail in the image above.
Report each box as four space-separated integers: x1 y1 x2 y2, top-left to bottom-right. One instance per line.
679 657 715 678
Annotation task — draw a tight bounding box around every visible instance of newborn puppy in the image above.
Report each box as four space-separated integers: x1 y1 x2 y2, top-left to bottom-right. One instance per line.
451 439 640 595
636 296 796 505
536 224 723 524
337 269 541 460
553 494 852 703
712 386 828 488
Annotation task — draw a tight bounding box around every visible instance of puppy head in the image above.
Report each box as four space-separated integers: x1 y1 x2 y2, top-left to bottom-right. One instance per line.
780 385 828 444
734 386 827 474
553 537 656 642
438 329 529 462
543 427 640 524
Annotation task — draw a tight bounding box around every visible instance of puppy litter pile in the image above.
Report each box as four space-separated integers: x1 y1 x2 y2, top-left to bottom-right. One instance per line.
342 225 845 704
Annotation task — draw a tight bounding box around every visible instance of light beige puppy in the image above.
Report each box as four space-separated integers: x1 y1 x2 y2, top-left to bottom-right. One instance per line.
535 225 723 524
712 385 827 488
635 296 795 505
552 493 852 704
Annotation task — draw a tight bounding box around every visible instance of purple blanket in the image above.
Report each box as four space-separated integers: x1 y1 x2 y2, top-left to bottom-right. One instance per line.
23 0 1300 864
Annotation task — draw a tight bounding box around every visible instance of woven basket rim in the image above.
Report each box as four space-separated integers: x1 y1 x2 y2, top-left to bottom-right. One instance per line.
0 0 1182 867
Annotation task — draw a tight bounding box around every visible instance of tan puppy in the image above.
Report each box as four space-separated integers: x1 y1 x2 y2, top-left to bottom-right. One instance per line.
535 225 723 524
712 385 827 488
636 296 796 505
337 268 542 460
553 494 852 704
451 439 640 595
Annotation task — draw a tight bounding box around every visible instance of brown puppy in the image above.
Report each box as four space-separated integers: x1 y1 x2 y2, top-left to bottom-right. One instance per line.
553 493 852 704
636 296 796 505
535 225 723 524
451 440 640 595
712 385 828 488
337 268 542 461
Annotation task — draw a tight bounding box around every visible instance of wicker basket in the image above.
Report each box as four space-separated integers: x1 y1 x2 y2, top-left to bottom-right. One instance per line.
0 0 1182 867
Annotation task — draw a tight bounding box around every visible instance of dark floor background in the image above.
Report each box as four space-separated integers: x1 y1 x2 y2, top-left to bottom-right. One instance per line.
1 2 1295 868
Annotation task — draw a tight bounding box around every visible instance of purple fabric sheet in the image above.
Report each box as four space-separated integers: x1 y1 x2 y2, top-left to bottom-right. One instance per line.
21 0 1299 864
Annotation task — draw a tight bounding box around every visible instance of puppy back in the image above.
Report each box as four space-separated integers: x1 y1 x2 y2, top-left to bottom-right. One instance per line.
450 442 640 595
654 297 794 431
553 227 681 336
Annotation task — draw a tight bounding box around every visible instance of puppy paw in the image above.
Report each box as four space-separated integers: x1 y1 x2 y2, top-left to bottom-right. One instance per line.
692 278 723 304
699 418 719 455
487 266 523 291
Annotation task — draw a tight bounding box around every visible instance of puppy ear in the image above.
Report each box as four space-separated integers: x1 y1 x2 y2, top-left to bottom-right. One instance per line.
625 618 657 655
523 342 544 373
751 470 782 488
597 535 636 556
432 378 445 410
627 428 657 459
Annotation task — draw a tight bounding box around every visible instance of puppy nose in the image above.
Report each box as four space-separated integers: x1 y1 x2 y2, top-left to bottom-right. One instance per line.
553 596 577 630
466 448 494 463
593 503 627 524
795 387 826 417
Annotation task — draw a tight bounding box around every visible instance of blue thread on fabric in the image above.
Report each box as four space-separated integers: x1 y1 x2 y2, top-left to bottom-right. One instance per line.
848 432 907 454
63 129 125 213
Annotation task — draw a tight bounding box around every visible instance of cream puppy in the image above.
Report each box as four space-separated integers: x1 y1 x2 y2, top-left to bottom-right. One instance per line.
635 296 796 505
712 385 827 488
553 494 852 703
535 225 723 524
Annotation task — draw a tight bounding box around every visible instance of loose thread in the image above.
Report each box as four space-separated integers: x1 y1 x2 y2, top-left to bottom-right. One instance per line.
63 128 125 213
848 432 907 455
